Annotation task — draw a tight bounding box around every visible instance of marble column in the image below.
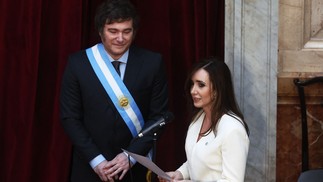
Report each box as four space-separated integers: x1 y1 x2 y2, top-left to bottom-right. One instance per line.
225 0 278 181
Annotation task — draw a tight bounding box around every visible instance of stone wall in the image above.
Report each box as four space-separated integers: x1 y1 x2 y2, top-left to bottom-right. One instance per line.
225 0 278 181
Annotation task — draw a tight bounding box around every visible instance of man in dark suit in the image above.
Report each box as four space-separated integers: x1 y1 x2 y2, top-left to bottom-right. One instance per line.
60 0 169 181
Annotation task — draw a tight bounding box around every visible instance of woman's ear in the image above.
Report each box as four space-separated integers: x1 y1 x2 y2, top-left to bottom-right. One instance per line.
212 91 217 100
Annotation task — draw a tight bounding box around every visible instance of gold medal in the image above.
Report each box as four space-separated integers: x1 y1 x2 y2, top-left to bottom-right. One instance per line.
119 96 129 107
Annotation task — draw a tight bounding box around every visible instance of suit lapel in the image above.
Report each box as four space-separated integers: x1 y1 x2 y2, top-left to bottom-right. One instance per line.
123 47 143 90
85 54 116 107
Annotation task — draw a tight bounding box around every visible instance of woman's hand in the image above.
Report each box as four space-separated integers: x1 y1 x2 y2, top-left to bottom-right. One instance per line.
158 171 184 182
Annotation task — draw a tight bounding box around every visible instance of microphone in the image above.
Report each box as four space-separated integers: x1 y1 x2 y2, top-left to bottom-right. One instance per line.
138 111 174 138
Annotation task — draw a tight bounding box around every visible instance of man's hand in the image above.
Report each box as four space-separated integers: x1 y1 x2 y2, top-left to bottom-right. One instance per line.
104 152 132 180
94 160 114 182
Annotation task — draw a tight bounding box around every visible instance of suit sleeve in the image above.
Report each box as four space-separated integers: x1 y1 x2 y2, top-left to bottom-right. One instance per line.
177 161 190 179
60 56 102 163
147 55 169 118
219 126 249 182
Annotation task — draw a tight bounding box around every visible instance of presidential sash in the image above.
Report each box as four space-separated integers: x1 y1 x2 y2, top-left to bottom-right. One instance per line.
86 43 144 137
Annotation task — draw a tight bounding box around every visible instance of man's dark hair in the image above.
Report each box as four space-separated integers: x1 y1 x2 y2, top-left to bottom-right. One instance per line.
94 0 139 33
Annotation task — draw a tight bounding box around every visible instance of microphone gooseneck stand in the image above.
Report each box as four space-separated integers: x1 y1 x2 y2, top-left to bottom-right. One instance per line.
150 132 157 182
128 132 159 182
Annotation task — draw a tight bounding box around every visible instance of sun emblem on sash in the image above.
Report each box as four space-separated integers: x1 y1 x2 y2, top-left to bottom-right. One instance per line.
119 96 129 107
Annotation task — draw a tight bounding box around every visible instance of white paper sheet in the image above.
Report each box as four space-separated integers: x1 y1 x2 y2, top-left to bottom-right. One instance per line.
122 149 172 181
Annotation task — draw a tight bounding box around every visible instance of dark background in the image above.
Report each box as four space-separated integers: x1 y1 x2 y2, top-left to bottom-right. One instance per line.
0 0 224 181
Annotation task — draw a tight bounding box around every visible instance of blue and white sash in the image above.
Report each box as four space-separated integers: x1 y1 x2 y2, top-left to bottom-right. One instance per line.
86 43 144 137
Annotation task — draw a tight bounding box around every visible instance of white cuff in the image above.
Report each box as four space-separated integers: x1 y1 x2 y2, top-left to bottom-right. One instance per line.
89 154 106 169
123 151 137 165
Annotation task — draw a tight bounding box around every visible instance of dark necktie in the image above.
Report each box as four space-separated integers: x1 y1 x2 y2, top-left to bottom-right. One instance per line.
112 61 121 76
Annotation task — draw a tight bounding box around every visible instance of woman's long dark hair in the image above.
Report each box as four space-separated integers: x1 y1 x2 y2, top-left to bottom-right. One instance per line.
184 57 249 136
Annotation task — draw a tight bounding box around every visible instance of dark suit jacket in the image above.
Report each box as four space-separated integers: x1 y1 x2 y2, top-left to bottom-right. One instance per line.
60 45 169 182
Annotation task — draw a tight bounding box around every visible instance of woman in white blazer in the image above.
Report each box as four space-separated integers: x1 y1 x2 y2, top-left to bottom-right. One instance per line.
159 58 250 182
